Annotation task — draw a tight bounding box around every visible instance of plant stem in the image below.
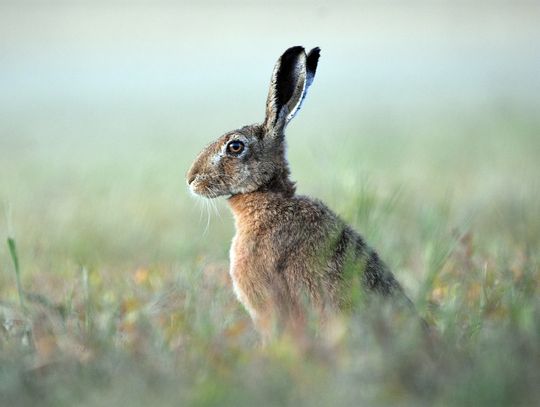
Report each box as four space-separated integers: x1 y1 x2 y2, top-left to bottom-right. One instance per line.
7 237 25 310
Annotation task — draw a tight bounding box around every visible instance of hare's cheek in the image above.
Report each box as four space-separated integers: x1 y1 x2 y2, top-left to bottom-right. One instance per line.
221 159 238 176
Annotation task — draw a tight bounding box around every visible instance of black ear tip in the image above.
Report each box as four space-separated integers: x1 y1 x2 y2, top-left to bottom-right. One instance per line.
306 47 321 73
309 47 321 56
281 46 305 60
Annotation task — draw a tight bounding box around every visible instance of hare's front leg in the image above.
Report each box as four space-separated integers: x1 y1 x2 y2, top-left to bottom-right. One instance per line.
229 268 307 343
229 235 305 342
229 237 273 341
229 267 275 342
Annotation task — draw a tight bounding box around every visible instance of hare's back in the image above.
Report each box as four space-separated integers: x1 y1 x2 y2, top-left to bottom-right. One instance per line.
272 196 404 298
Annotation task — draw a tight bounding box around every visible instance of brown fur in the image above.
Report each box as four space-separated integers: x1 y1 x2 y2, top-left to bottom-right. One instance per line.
187 47 410 340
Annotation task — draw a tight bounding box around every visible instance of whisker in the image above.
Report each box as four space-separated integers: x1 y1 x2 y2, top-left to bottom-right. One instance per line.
203 196 211 236
208 187 221 218
198 196 204 223
212 199 221 219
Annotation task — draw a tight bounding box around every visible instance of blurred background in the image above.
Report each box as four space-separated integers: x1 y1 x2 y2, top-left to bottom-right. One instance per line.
1 2 540 405
1 0 539 289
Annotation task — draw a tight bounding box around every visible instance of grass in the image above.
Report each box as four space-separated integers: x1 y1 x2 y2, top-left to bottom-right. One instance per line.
1 103 539 406
6 237 25 310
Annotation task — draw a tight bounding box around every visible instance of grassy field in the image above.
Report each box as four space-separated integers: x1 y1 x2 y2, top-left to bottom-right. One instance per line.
1 103 539 406
1 3 540 406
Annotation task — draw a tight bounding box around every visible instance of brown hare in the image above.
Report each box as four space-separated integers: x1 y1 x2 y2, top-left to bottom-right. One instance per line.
187 46 414 340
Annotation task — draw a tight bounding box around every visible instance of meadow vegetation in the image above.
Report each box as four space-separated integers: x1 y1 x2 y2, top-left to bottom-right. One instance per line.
1 102 539 406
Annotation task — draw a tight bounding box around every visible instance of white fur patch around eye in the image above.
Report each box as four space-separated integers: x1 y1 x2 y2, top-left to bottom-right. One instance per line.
219 135 249 161
211 151 223 167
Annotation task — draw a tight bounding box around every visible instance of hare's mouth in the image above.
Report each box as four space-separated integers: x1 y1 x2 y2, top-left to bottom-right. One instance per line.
188 179 223 199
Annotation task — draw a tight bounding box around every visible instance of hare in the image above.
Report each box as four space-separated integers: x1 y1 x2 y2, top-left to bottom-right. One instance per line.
187 46 413 340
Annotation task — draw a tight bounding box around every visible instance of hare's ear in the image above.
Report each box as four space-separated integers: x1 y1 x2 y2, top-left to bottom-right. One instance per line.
264 46 320 135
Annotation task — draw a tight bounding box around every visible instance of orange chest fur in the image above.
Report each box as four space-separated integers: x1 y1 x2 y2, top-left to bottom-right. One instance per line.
229 233 268 319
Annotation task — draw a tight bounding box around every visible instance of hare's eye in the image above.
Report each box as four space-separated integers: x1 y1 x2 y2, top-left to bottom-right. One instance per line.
226 140 245 155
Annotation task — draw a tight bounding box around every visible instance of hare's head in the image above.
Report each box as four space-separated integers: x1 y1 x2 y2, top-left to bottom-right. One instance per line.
187 46 320 198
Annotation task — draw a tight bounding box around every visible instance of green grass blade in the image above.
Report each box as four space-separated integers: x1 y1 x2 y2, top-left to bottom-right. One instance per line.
7 237 25 310
82 266 91 332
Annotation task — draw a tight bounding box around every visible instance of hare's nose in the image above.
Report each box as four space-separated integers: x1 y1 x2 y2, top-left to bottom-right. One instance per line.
186 161 200 185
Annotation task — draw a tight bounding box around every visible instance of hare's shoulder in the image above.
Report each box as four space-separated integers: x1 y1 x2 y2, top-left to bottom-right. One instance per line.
267 194 339 224
256 195 345 251
231 193 346 262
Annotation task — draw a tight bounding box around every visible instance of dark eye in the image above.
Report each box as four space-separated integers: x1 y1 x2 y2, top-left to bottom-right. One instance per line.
226 140 245 155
